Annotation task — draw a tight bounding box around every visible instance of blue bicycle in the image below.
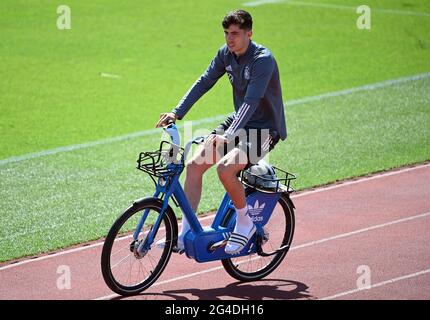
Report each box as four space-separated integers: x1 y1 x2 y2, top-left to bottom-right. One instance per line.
101 123 296 296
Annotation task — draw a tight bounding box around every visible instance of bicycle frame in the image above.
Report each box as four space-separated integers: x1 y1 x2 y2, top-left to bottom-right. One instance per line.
134 124 282 263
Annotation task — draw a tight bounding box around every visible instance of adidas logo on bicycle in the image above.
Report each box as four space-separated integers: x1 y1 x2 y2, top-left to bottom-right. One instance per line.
246 200 265 222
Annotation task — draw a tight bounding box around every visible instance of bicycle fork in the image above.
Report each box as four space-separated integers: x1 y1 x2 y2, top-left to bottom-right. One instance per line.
132 181 178 256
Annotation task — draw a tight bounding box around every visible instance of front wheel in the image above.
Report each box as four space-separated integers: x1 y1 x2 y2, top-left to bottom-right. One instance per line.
221 193 295 282
101 198 177 296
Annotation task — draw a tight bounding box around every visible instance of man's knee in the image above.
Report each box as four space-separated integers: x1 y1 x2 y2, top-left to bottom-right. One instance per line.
216 161 239 180
186 144 218 168
185 158 213 179
216 162 228 181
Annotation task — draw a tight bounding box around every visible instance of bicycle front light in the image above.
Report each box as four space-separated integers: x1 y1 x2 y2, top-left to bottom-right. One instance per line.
158 176 167 187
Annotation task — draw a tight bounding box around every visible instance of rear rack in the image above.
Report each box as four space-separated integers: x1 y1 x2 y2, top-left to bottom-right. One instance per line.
239 165 296 194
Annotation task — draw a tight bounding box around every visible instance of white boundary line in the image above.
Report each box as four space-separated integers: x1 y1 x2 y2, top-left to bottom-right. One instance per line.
0 115 226 166
1 72 429 166
290 211 430 250
1 162 429 270
243 0 285 7
292 162 430 199
95 210 430 300
284 72 430 107
244 0 430 17
285 1 430 17
100 73 121 79
320 268 430 300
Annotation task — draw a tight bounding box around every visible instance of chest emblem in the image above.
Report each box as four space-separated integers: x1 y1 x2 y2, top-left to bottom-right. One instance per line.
244 66 250 80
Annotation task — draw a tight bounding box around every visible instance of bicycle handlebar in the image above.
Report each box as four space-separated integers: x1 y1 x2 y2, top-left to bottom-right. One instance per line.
163 122 180 146
162 123 206 162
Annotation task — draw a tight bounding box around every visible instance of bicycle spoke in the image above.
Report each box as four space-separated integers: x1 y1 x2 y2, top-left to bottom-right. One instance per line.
110 245 130 259
111 252 133 270
223 196 294 280
101 203 175 294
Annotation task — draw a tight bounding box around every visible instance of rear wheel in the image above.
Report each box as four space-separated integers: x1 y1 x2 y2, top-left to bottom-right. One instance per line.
101 198 177 296
221 193 295 281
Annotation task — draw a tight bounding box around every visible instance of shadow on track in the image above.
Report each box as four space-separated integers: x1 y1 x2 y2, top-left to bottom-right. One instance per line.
111 279 315 300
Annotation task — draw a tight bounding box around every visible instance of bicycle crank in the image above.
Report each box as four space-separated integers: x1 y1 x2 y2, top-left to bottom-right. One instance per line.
256 234 290 257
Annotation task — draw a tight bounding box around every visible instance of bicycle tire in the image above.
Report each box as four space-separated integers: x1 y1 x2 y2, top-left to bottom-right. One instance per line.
101 198 177 296
221 192 295 282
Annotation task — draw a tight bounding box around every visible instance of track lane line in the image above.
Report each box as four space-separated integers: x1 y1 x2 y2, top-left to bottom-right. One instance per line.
320 268 430 300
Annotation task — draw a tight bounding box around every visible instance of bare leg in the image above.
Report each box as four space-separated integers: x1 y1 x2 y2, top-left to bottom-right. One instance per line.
183 163 205 213
183 141 219 212
178 138 221 244
216 147 248 209
217 147 255 254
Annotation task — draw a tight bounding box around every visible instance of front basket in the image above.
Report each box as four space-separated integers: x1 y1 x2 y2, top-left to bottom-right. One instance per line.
136 141 185 178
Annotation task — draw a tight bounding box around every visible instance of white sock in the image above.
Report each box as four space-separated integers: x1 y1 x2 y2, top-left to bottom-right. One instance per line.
233 206 254 236
225 206 255 254
177 215 190 248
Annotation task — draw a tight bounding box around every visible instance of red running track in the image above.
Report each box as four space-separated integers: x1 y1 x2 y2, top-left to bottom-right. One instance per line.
1 163 429 300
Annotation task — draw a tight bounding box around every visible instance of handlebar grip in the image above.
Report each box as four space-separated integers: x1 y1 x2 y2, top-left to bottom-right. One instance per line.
163 123 180 145
192 136 206 145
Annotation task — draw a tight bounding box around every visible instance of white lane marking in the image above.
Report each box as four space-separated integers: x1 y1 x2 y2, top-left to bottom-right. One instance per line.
243 0 285 7
1 162 429 270
244 0 430 17
284 72 430 107
0 115 226 166
320 268 430 300
290 211 430 251
95 210 430 300
100 73 121 79
1 72 429 166
93 265 227 300
292 163 430 199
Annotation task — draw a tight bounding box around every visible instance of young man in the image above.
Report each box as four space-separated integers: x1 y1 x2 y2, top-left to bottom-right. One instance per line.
156 9 287 254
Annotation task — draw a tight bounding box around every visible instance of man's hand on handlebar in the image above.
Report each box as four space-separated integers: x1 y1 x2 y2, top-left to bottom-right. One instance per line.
204 134 228 148
156 112 177 128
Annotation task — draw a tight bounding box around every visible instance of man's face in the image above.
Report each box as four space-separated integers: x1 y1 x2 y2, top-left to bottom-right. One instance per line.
224 24 252 55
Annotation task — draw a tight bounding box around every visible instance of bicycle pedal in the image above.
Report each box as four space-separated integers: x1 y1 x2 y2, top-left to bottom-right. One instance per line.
208 239 228 252
172 246 185 254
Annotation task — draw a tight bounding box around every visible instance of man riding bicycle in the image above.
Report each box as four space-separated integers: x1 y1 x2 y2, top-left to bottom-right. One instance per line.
156 9 287 254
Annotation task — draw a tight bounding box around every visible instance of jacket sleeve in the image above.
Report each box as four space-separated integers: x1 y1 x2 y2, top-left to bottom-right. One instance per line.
211 113 235 135
172 48 226 120
224 55 275 140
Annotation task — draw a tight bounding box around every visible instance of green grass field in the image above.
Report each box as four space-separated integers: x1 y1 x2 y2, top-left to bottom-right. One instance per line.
1 0 430 262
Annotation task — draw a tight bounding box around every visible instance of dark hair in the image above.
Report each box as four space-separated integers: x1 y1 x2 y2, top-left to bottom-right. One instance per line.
222 9 253 30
